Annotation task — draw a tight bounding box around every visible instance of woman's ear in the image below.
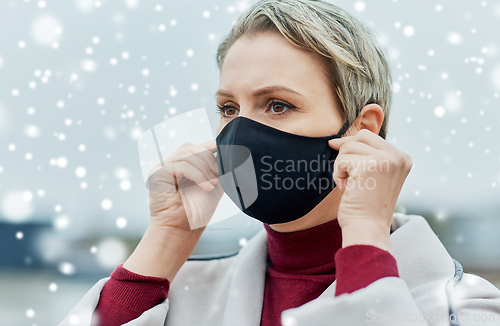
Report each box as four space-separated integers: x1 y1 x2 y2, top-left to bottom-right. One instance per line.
349 103 384 136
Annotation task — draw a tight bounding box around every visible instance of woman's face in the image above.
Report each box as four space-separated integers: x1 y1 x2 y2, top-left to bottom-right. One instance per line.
215 31 344 137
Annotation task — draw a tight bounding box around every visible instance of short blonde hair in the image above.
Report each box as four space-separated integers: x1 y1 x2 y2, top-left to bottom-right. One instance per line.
216 0 393 139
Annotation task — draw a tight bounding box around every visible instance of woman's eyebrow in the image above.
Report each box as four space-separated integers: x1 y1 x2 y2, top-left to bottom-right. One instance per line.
214 85 303 100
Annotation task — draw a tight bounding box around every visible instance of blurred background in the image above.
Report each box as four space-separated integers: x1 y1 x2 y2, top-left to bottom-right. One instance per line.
1 0 500 324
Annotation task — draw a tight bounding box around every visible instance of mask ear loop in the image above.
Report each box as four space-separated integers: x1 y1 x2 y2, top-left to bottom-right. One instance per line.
335 108 361 137
335 117 356 137
334 101 375 137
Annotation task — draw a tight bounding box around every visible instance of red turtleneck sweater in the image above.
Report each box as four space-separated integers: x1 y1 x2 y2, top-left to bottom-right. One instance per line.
91 218 399 326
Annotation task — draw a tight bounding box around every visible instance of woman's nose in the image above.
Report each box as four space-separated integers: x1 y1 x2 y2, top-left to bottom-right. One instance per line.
236 107 262 123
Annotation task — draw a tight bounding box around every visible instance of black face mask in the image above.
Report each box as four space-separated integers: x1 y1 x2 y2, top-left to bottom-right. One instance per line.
215 116 357 225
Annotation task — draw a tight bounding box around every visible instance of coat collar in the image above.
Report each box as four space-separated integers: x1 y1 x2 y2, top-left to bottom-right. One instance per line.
222 213 456 326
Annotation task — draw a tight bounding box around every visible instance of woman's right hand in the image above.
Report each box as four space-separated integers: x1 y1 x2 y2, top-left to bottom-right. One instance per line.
147 139 223 231
123 139 223 281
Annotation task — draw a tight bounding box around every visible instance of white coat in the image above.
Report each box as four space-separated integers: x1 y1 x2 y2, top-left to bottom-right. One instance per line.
59 213 500 326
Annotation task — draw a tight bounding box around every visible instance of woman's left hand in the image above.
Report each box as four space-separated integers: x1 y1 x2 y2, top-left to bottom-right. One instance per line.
328 129 413 252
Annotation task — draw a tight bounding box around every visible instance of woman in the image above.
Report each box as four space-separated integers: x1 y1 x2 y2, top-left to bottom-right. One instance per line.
60 1 500 325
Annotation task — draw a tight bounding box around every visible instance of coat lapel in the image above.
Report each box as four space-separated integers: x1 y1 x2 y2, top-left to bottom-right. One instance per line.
222 226 268 326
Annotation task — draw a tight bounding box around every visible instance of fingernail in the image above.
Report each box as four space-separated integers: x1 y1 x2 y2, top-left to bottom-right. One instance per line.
209 173 218 185
203 181 214 191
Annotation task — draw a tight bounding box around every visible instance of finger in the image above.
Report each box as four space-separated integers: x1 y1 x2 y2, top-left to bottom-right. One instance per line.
146 164 177 193
337 140 378 156
147 163 164 180
333 177 347 193
184 144 219 176
333 154 355 180
199 140 220 174
199 139 218 153
353 129 389 150
328 135 353 149
172 161 215 192
178 152 218 185
329 129 387 151
163 140 216 166
333 153 363 185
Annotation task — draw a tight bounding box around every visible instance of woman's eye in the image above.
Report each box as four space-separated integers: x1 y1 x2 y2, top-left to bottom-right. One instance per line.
269 102 293 114
223 106 239 116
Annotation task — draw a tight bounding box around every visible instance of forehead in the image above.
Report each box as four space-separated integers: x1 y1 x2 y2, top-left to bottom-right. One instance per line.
219 31 329 91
